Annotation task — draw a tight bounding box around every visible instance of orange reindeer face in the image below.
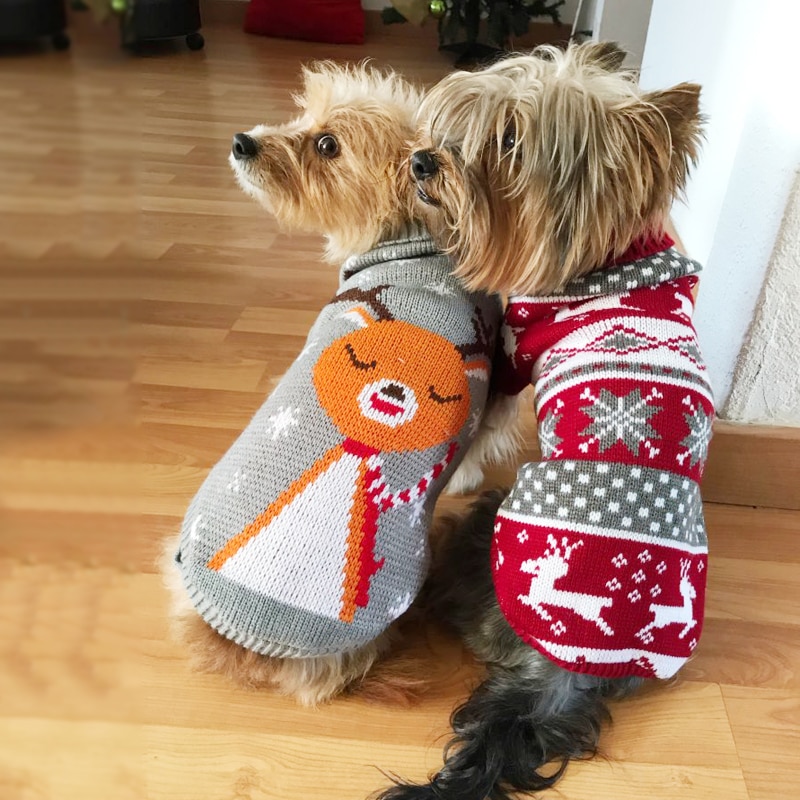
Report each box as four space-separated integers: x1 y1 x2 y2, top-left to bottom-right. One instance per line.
313 307 485 452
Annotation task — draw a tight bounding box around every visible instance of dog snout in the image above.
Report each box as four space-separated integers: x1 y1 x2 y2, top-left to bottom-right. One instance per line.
232 133 259 161
411 150 439 181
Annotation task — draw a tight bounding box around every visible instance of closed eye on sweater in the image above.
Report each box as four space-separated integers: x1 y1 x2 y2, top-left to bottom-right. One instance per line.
344 343 377 370
428 386 462 404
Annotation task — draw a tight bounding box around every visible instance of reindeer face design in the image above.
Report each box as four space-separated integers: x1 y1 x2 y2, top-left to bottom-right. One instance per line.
313 287 490 452
315 317 472 452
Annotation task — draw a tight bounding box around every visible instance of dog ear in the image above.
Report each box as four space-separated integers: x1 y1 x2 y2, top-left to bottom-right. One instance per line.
642 82 704 157
639 83 704 185
580 40 628 71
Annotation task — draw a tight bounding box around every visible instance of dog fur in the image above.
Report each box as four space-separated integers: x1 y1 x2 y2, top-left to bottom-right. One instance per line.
376 42 705 798
164 63 436 707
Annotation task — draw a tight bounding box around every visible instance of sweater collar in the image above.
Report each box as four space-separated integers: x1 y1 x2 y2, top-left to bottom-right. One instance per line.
341 224 442 280
511 238 702 303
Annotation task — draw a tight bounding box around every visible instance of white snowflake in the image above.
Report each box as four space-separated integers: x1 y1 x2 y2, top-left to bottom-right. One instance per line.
266 406 300 440
188 513 205 541
408 496 426 528
650 584 662 598
628 589 642 603
550 620 567 636
517 530 529 544
579 387 663 455
606 577 622 592
297 339 319 361
387 592 413 620
495 550 504 569
226 469 248 494
538 408 563 458
638 549 652 564
426 279 456 297
632 569 647 584
611 553 628 569
656 561 667 575
468 410 482 437
676 398 712 469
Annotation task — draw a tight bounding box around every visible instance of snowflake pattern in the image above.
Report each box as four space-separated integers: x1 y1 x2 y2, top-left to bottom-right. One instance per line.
538 407 563 458
676 397 712 469
611 554 628 569
628 589 642 603
579 387 662 455
551 620 567 636
606 577 622 592
387 592 413 620
468 410 482 437
426 280 456 297
297 339 319 361
265 406 300 440
226 469 249 494
517 530 529 544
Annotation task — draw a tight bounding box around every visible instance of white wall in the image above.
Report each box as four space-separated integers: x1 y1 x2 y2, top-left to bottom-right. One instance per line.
639 0 800 411
725 173 800 423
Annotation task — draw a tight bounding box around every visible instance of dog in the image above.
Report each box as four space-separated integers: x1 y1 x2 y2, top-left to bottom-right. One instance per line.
376 42 712 798
163 62 501 707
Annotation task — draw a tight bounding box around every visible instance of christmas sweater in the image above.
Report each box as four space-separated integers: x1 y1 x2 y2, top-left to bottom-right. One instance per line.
176 233 501 658
492 237 713 680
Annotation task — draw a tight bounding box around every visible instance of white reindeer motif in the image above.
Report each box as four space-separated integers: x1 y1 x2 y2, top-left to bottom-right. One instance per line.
517 534 615 636
637 559 697 643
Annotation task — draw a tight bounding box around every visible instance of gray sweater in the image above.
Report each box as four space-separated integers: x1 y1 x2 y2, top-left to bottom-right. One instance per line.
175 234 501 658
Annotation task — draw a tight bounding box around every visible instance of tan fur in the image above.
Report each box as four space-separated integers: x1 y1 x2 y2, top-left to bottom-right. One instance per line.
165 64 431 706
231 61 423 263
411 42 704 296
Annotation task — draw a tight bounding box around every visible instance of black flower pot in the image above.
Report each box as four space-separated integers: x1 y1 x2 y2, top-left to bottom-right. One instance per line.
121 0 203 50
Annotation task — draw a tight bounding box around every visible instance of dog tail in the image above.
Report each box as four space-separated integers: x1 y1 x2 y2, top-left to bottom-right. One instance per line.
373 666 640 800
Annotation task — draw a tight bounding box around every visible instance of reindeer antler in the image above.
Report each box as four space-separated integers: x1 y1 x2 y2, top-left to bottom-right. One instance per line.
456 306 494 362
679 559 692 577
332 285 394 322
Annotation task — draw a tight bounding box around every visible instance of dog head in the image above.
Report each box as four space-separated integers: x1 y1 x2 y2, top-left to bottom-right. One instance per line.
410 42 704 295
230 62 422 262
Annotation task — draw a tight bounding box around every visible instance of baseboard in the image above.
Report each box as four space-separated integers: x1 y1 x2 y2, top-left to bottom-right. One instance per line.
484 411 800 511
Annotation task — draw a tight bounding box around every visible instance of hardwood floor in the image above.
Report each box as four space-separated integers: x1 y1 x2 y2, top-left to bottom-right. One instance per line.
1 8 798 800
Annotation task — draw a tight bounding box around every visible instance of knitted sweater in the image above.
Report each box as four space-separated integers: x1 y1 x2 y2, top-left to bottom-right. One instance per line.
492 237 713 680
176 233 501 658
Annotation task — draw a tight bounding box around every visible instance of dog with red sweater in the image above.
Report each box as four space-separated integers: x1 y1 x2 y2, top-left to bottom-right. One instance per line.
377 42 712 800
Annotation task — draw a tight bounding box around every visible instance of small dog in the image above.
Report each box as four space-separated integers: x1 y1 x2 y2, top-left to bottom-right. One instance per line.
377 43 712 798
164 63 500 706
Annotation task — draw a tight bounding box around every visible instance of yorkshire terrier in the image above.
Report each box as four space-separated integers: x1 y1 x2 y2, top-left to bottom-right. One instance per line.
163 63 501 706
377 42 712 798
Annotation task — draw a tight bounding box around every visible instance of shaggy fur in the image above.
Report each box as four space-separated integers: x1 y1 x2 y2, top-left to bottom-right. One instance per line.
376 42 705 798
231 61 422 264
164 63 433 706
411 42 703 297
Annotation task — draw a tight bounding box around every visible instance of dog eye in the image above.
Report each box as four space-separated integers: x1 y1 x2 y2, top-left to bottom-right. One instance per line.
316 134 339 159
501 124 516 153
428 386 463 404
345 343 376 370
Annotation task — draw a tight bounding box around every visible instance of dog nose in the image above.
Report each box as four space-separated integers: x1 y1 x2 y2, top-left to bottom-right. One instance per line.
411 150 438 181
232 133 259 161
381 383 406 401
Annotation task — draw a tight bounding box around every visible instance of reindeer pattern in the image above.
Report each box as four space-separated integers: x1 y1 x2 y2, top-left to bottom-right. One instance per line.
518 535 615 636
203 283 494 626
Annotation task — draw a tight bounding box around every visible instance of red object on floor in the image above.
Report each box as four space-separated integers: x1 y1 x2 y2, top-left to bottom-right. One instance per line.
244 0 365 45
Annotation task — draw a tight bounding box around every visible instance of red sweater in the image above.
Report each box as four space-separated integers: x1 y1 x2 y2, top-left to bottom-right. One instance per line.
491 238 713 679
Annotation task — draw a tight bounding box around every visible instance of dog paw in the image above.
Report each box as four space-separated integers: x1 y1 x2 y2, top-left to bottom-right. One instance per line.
445 460 484 494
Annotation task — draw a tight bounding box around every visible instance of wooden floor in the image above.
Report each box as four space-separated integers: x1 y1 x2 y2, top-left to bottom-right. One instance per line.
1 8 798 800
